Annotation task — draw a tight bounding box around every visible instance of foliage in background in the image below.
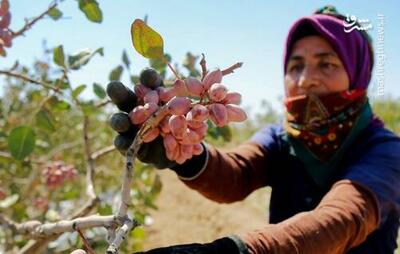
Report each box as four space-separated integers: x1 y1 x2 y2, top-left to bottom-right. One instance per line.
0 1 240 252
0 0 399 253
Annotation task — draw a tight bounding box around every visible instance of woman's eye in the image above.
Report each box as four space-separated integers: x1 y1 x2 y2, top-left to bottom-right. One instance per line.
320 62 337 71
289 64 303 72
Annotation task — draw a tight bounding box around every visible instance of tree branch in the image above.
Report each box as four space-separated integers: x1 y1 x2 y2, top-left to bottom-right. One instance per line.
106 219 139 254
0 213 18 232
0 214 119 237
17 197 100 254
76 227 96 254
90 145 115 160
10 1 58 38
5 60 248 253
83 115 96 200
0 70 61 92
95 99 112 108
10 60 244 253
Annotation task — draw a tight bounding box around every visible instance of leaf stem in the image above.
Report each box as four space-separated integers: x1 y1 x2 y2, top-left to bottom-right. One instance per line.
163 57 180 80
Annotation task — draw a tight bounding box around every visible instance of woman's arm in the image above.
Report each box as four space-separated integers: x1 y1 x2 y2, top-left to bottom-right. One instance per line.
175 141 272 203
171 124 282 203
240 179 380 253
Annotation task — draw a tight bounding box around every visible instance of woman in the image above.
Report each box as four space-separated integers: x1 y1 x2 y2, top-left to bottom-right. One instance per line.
110 6 400 254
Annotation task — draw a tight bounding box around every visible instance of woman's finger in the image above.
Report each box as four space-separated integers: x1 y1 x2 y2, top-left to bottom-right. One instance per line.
106 81 138 113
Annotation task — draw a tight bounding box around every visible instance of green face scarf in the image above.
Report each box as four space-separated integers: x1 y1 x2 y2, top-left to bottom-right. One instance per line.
283 89 372 187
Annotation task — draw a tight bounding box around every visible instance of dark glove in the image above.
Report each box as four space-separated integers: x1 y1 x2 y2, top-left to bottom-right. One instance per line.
134 236 250 254
107 68 176 169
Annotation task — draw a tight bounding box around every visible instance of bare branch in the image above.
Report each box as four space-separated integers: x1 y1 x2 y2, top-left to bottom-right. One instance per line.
106 219 139 254
95 99 112 108
221 62 243 76
18 197 100 254
0 213 19 232
76 227 96 254
83 116 96 200
71 198 100 219
0 70 61 92
12 202 139 252
90 145 115 160
2 214 118 237
10 1 58 38
116 151 134 219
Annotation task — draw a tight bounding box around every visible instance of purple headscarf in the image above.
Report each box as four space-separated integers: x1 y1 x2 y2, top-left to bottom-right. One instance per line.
283 14 372 90
283 13 384 128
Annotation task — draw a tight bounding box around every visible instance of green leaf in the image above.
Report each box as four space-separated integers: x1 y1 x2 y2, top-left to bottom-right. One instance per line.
109 65 123 81
206 122 232 142
7 126 36 161
150 174 162 195
53 99 71 111
98 203 113 215
68 48 104 70
0 194 19 208
78 0 103 23
53 45 65 68
144 196 158 210
81 100 96 115
131 19 164 59
47 7 63 20
132 211 146 225
216 126 232 142
131 225 146 239
93 83 106 99
130 225 146 251
46 96 71 111
72 84 87 99
54 79 70 90
36 109 56 132
122 50 130 68
62 187 80 200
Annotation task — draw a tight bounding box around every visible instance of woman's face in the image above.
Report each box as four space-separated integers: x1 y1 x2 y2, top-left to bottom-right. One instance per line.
284 35 350 97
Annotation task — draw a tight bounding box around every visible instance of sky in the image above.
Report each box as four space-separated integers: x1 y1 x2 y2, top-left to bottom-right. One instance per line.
1 0 399 116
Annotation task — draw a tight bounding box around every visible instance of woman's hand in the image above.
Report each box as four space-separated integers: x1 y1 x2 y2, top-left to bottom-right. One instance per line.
134 236 249 254
106 69 177 169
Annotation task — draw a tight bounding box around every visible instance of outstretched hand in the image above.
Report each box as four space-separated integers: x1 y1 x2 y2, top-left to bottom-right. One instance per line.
134 236 249 254
107 68 176 169
134 243 212 254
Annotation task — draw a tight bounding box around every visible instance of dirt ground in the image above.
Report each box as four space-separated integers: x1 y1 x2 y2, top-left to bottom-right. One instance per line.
142 170 271 249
